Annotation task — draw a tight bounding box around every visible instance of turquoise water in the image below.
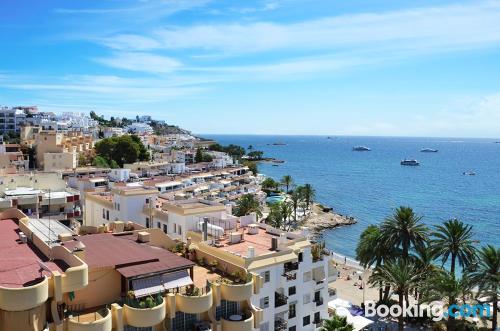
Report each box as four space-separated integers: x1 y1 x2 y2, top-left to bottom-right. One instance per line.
204 135 500 258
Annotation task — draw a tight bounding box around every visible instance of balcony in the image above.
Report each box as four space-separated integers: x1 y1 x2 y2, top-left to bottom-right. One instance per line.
314 297 324 307
67 308 112 331
220 310 254 331
175 285 213 314
274 292 288 308
219 277 254 302
0 276 49 311
123 295 166 328
274 317 288 331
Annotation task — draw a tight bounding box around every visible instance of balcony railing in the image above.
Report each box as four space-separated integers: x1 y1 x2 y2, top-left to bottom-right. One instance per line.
314 297 324 307
274 317 288 331
274 292 288 308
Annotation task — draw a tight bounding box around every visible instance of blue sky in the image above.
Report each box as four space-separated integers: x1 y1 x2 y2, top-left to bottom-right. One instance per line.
1 0 500 137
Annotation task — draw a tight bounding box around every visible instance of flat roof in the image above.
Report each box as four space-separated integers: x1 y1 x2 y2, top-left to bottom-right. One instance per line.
0 219 67 288
218 226 282 257
28 217 75 244
63 233 194 278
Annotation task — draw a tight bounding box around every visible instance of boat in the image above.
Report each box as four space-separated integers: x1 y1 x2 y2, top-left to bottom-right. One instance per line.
420 148 438 152
401 159 420 166
463 171 476 176
272 142 287 146
271 159 285 163
352 146 371 151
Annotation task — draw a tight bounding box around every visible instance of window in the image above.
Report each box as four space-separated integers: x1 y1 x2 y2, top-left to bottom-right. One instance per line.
174 223 177 233
102 209 106 219
145 217 150 228
298 252 303 262
157 222 161 229
303 293 311 304
261 271 270 283
163 224 168 233
145 198 150 204
289 326 296 331
106 210 109 220
288 286 296 296
259 296 269 309
303 271 312 282
314 312 321 324
303 315 310 326
178 225 182 235
289 302 296 319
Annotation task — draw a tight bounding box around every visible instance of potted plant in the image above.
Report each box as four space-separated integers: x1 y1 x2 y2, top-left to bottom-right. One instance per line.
210 260 218 272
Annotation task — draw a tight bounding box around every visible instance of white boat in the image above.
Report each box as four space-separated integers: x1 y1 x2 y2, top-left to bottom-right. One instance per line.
420 148 438 152
401 159 420 166
352 146 371 151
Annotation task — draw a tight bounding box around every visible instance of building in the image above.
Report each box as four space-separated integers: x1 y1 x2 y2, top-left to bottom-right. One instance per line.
163 199 334 331
43 152 78 171
102 126 125 138
125 122 154 135
0 143 29 172
84 186 159 227
0 106 26 133
0 173 81 221
34 131 94 169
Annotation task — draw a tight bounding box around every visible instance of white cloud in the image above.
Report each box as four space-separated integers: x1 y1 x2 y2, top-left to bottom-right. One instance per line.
129 1 500 55
94 52 182 74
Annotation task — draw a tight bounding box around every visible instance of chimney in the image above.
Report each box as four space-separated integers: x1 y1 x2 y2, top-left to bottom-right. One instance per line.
271 237 278 251
247 246 255 258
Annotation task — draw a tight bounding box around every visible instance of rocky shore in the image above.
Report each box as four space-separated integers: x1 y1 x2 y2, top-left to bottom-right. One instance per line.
303 202 357 233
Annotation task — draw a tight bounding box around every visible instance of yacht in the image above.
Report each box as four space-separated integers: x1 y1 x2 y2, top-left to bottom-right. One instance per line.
420 148 438 153
352 146 371 151
463 171 476 176
401 159 420 166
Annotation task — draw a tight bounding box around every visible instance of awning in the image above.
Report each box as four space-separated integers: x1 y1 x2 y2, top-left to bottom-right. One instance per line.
132 276 164 298
163 270 193 290
131 270 193 297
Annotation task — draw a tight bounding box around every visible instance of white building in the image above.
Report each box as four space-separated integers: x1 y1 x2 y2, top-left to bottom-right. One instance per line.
125 122 154 135
0 107 26 133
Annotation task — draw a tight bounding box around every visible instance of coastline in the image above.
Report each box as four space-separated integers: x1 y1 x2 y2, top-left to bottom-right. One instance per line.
303 202 357 234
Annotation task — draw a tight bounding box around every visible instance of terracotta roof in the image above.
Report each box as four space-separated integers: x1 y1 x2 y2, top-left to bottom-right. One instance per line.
63 233 193 278
0 219 67 288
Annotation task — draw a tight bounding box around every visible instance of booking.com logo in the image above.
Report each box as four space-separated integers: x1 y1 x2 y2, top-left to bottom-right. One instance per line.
364 300 492 321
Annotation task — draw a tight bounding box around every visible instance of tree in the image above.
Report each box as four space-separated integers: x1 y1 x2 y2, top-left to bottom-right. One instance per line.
356 225 393 301
261 177 279 191
421 272 473 331
195 148 204 163
431 218 477 276
242 160 258 175
94 135 148 167
469 245 499 331
234 194 263 219
369 260 422 331
301 183 315 210
267 202 284 230
247 150 264 160
281 175 294 193
92 155 110 168
290 190 302 223
320 315 354 331
280 200 294 230
381 206 428 260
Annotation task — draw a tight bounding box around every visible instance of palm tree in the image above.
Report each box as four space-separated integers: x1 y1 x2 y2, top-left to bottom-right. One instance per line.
320 315 354 331
234 194 263 219
267 202 284 230
430 218 477 276
356 225 390 301
301 183 316 210
289 189 303 223
381 206 428 259
412 244 440 302
281 175 294 193
369 259 422 331
469 245 499 331
421 272 473 331
280 200 294 230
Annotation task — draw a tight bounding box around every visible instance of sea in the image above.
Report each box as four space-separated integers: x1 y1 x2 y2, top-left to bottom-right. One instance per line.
203 135 500 259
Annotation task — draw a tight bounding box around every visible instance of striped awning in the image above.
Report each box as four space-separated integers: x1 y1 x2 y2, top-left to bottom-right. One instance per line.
163 270 193 290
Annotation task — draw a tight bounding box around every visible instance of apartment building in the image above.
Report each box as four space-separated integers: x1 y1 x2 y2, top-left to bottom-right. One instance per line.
84 186 159 227
163 199 335 331
0 106 26 133
34 131 94 169
0 173 81 221
0 143 29 172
